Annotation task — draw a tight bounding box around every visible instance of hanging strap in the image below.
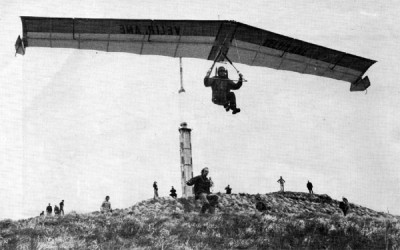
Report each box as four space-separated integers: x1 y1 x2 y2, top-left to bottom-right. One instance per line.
208 49 223 73
178 57 185 93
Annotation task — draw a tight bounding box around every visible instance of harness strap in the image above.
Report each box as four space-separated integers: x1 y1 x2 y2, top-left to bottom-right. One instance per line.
209 49 223 72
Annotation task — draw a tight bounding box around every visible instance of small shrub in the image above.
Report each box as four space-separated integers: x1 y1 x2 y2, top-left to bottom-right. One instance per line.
119 219 141 238
3 236 18 250
19 227 46 238
136 235 154 246
177 198 196 212
0 220 15 230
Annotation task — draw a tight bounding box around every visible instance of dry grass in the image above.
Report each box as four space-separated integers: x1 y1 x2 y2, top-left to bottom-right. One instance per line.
1 192 399 249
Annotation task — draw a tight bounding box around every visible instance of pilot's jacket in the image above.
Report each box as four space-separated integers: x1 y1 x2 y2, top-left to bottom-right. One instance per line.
186 175 212 196
204 76 242 105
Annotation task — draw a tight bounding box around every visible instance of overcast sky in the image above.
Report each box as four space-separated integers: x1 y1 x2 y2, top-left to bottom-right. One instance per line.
0 0 399 220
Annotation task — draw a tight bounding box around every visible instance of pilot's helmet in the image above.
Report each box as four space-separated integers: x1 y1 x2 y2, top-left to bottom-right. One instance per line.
218 66 227 73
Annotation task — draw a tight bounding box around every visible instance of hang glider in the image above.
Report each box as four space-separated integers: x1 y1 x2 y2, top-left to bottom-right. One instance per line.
16 17 376 91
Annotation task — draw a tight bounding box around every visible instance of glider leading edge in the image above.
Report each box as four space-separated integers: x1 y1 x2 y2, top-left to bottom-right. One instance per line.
15 17 376 92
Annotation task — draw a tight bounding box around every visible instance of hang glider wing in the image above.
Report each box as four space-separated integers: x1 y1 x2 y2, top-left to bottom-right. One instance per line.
19 17 376 90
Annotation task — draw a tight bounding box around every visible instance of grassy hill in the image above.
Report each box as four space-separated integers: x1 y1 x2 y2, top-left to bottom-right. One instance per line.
1 192 399 249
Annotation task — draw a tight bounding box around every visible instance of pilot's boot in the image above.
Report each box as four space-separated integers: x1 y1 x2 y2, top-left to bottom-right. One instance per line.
231 104 240 114
232 108 241 114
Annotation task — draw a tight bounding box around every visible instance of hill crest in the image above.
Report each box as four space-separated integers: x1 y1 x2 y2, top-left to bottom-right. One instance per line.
1 192 399 249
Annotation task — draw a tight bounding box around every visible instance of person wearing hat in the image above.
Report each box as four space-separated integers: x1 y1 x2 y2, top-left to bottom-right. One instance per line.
153 181 159 199
186 167 219 214
204 66 243 114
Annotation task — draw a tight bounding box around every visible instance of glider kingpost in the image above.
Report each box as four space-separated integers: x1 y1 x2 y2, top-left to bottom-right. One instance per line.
16 17 376 91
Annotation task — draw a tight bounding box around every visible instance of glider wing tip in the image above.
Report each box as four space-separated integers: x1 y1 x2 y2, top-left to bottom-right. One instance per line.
15 35 26 56
350 76 371 92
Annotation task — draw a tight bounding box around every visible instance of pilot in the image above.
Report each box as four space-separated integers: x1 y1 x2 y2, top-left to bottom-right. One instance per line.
204 66 243 114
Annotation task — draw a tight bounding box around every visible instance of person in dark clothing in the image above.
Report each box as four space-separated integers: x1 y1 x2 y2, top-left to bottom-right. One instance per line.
339 197 350 216
204 66 243 114
153 181 159 199
307 181 313 194
186 167 219 214
54 205 60 216
225 185 232 194
170 186 177 198
59 200 64 215
46 203 52 216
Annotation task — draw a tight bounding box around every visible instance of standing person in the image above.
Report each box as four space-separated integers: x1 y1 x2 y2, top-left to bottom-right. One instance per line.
277 176 285 192
204 66 244 114
307 181 313 194
225 185 232 194
186 167 219 214
170 186 177 198
59 200 64 215
46 203 52 216
153 181 159 199
100 196 112 213
339 197 350 216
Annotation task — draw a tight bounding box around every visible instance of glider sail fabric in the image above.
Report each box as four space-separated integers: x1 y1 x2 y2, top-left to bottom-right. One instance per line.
19 17 376 87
